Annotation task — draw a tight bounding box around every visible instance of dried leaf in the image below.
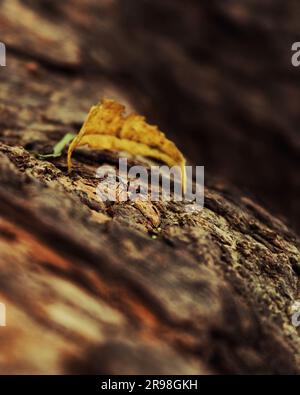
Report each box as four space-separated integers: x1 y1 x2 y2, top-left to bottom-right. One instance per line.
68 99 186 190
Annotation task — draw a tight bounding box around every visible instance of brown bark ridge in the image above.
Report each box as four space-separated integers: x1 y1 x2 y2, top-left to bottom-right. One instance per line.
0 0 300 374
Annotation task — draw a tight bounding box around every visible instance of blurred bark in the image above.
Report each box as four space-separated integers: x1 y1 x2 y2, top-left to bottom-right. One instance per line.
0 0 299 374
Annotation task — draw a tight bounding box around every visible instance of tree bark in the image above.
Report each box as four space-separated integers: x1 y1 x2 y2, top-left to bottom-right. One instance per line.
0 0 299 375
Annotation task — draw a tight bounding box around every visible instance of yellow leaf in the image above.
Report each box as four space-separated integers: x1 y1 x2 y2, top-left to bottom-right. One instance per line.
68 99 186 191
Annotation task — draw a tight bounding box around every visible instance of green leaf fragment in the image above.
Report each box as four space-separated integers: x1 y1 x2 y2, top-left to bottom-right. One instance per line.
38 133 76 159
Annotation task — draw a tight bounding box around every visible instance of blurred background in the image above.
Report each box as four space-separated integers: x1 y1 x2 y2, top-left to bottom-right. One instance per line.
1 0 300 233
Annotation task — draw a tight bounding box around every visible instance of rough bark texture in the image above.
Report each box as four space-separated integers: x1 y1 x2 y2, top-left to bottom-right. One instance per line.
0 0 299 374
